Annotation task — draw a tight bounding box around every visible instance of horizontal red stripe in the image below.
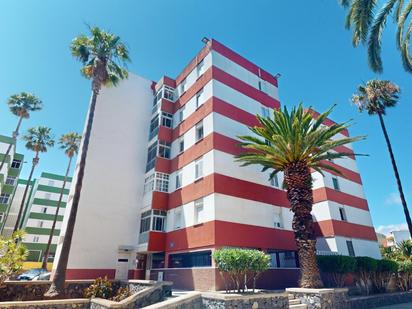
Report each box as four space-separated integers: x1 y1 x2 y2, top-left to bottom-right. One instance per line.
313 187 369 211
319 161 362 184
307 109 349 137
211 40 278 87
176 44 210 85
65 269 115 280
315 220 377 241
165 220 296 252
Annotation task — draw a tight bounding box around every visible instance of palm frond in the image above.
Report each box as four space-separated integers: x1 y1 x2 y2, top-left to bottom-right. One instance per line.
22 126 55 153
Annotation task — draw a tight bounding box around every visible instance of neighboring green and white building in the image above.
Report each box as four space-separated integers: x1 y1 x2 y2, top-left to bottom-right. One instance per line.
0 134 24 233
2 171 71 262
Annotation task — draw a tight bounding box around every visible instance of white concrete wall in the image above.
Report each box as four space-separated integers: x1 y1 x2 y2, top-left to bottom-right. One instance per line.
37 177 71 190
54 73 154 270
317 236 381 259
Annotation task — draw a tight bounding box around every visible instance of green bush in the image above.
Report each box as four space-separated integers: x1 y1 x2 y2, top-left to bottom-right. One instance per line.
372 259 398 293
84 277 113 299
355 256 378 295
317 255 356 287
397 260 412 291
213 248 270 293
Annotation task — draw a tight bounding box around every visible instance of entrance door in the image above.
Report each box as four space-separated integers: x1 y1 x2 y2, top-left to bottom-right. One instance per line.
115 252 130 280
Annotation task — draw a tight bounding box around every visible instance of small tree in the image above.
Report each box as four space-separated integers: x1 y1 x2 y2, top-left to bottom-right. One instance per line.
246 249 271 292
397 260 412 291
355 256 378 295
0 230 28 287
372 259 398 293
317 255 356 287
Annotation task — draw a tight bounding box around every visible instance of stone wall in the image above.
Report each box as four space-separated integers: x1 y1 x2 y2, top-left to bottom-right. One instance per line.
0 299 90 309
348 291 412 309
286 288 349 309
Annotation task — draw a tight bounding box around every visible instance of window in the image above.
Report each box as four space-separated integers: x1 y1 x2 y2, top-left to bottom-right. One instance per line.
11 159 22 169
195 121 204 141
37 221 44 228
5 176 16 186
169 250 212 268
144 174 155 194
158 141 171 159
48 180 55 187
258 79 267 93
44 193 52 200
196 60 205 76
161 112 173 128
327 152 334 162
178 137 184 153
195 89 204 108
194 199 204 224
175 170 183 190
339 207 347 221
179 78 187 94
332 177 340 191
0 193 10 204
268 250 298 268
274 212 283 228
152 253 166 268
346 240 355 257
195 157 203 179
270 174 279 188
261 106 270 118
155 173 169 193
140 211 151 233
0 212 4 223
149 114 159 140
174 209 182 229
178 106 185 123
41 207 47 214
33 236 40 243
152 210 167 232
146 142 158 172
163 86 175 101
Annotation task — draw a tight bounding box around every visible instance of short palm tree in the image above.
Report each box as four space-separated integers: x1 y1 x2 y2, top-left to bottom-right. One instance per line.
41 133 81 270
13 127 54 232
45 26 130 297
352 80 411 237
236 104 364 288
340 0 412 73
0 93 42 172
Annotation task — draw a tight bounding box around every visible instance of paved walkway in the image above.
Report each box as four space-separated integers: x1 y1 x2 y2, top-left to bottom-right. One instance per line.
378 303 412 309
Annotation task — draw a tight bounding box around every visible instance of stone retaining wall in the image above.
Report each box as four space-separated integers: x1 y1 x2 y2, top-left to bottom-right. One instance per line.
286 288 349 309
348 291 412 309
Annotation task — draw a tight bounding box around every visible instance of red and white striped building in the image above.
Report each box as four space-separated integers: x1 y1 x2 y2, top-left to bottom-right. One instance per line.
53 39 380 291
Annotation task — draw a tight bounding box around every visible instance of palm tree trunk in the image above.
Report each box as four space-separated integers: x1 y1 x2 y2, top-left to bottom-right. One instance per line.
0 116 23 172
13 154 39 232
377 112 412 238
285 161 323 288
41 156 73 270
45 88 99 298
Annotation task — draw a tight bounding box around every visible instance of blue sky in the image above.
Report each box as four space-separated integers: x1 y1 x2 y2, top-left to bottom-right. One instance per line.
0 0 411 233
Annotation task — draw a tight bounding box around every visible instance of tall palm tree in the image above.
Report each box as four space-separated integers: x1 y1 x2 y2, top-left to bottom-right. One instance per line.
340 0 412 73
45 26 130 297
352 80 411 237
41 133 81 270
13 127 54 232
0 93 42 172
236 104 364 288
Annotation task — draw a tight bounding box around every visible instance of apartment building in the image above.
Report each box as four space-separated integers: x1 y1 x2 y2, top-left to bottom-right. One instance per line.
0 134 24 234
2 172 71 262
54 39 380 290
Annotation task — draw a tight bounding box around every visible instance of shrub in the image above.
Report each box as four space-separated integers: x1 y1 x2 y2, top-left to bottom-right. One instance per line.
84 277 113 299
355 256 378 295
372 259 398 293
213 248 270 293
111 286 130 302
317 255 356 287
0 230 28 287
397 260 412 291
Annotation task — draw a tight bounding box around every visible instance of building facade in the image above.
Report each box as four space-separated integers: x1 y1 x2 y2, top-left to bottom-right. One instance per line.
2 172 71 262
54 39 380 290
0 134 24 234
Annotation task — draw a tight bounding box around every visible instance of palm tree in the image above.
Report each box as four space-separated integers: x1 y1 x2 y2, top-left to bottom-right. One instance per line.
340 0 412 73
13 126 54 232
41 133 81 270
236 104 364 288
0 93 42 173
45 26 130 298
352 80 411 237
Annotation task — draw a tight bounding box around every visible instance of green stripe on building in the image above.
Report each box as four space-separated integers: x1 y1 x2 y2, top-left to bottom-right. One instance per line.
41 172 73 182
32 198 67 207
37 184 70 195
0 135 14 144
25 227 60 236
29 212 64 221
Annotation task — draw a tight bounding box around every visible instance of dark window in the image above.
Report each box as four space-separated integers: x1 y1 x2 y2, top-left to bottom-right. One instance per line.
346 240 355 257
332 177 340 191
268 250 298 268
152 253 165 268
140 211 151 233
149 115 159 140
11 159 22 169
161 112 173 128
146 142 158 172
158 141 171 159
169 250 212 268
339 208 347 221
